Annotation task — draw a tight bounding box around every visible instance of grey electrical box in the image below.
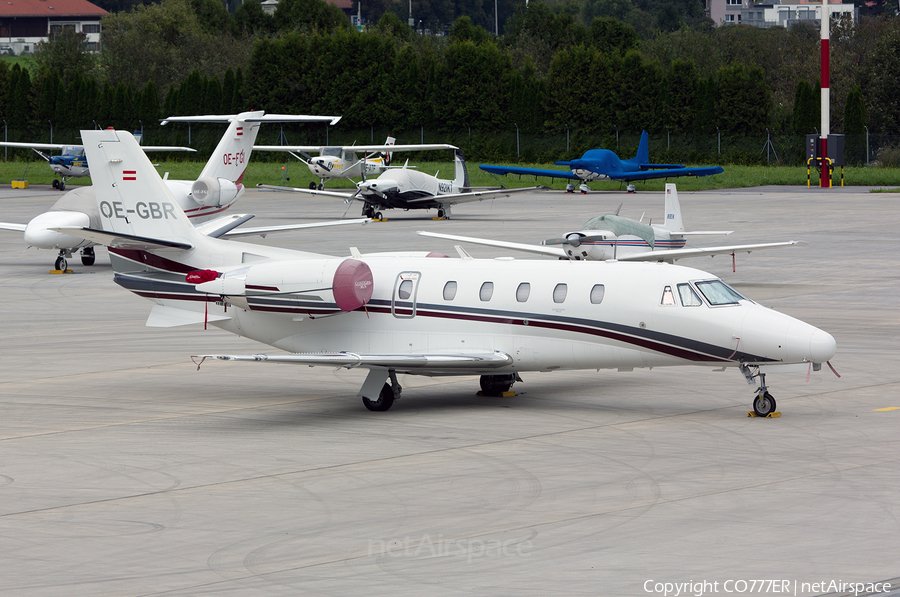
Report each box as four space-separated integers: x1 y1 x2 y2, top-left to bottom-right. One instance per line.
827 134 845 167
806 135 818 161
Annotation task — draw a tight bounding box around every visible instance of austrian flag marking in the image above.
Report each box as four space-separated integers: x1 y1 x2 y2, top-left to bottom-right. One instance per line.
236 127 243 136
123 170 137 181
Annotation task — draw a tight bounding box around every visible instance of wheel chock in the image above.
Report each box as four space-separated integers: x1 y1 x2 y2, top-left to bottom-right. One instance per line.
49 269 74 274
476 391 516 397
747 411 781 418
372 218 387 222
432 216 447 220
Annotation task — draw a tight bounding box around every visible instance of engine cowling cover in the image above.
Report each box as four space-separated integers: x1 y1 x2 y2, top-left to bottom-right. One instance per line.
191 177 239 207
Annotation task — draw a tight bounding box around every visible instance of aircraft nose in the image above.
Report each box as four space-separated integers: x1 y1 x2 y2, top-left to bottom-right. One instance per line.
24 211 91 249
782 318 837 364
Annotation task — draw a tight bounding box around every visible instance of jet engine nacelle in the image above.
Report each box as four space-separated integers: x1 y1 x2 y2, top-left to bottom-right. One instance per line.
193 258 374 312
191 177 240 207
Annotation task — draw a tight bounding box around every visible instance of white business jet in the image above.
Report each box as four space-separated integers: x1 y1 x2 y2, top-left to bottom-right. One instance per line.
260 149 541 220
0 111 343 270
253 137 457 190
55 129 837 416
419 183 807 263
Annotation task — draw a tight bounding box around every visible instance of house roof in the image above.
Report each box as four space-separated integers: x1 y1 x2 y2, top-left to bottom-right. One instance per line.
0 0 108 19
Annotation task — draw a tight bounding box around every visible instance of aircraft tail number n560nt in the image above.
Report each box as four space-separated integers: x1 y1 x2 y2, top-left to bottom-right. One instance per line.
55 129 838 415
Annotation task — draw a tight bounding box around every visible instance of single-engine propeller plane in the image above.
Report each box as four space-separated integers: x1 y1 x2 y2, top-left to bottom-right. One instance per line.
419 183 807 263
0 138 195 191
480 131 724 192
253 137 458 190
53 128 837 417
0 111 347 270
259 149 541 220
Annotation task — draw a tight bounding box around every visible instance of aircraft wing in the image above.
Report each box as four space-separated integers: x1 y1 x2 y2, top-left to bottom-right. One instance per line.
607 166 724 182
407 186 544 205
257 184 357 199
480 165 580 180
0 222 28 232
192 350 514 372
616 240 808 262
51 226 193 251
223 218 369 238
0 142 72 151
416 231 567 258
254 143 457 153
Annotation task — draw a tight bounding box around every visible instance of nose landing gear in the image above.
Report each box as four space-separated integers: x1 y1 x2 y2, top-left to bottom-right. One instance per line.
741 365 778 417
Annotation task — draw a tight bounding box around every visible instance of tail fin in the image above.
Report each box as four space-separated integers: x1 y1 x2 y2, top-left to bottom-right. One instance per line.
664 183 685 233
452 149 469 188
383 136 395 166
198 110 265 182
81 129 200 245
635 130 649 164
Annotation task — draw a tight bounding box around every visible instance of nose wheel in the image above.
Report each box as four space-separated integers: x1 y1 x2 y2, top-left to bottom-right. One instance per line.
741 366 777 417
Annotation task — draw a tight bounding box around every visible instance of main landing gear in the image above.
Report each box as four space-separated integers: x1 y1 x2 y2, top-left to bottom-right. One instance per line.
479 373 521 396
363 206 383 220
361 370 401 411
80 247 95 266
741 365 777 417
52 179 67 191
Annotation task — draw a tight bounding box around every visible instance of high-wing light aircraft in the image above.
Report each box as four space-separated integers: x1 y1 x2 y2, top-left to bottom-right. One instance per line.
0 138 195 190
480 131 724 192
54 129 837 417
259 149 541 220
0 111 343 270
253 137 458 190
419 183 807 263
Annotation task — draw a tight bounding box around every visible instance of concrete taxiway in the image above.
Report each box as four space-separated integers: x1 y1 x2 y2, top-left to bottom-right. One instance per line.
1 183 898 596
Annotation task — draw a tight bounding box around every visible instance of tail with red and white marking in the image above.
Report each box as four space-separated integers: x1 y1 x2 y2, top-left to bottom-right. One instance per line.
198 111 264 183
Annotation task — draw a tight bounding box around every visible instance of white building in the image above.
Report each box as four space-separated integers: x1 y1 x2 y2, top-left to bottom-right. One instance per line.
709 0 855 28
1 0 107 55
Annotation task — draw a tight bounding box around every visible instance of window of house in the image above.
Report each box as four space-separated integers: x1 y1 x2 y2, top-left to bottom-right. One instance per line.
590 284 605 304
82 24 100 33
479 282 494 301
516 282 530 302
443 281 457 301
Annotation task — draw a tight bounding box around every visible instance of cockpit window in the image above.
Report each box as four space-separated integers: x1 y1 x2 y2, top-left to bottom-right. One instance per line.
660 285 676 306
694 279 746 305
323 147 342 157
677 283 702 307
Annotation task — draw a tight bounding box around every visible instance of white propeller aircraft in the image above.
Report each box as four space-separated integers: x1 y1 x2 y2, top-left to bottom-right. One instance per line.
419 183 807 263
0 111 343 270
253 137 458 190
259 149 542 220
52 129 837 417
0 135 195 191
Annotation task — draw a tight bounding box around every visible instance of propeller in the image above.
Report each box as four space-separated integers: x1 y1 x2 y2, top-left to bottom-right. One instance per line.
542 233 610 247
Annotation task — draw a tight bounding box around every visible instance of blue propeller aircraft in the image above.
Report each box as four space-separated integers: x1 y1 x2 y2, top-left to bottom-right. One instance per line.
0 134 195 191
480 131 723 193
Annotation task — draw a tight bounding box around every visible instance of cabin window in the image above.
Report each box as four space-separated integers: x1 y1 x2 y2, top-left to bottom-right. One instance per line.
695 279 746 306
443 281 458 301
553 283 567 303
590 284 605 304
516 282 530 302
480 282 494 301
678 283 702 307
660 285 677 306
398 279 413 300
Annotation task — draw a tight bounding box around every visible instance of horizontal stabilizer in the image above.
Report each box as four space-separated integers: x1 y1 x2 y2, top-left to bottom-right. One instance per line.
193 350 514 371
194 214 256 238
146 304 231 327
222 218 369 238
51 226 193 250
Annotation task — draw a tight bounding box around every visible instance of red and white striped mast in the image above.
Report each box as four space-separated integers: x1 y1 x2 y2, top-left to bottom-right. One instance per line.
820 0 830 188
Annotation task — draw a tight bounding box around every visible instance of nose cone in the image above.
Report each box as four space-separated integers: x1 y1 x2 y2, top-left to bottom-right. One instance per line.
783 319 837 364
24 211 91 249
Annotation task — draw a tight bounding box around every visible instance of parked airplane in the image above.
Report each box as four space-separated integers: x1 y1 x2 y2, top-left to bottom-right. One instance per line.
480 131 724 192
0 111 343 270
259 149 541 220
253 137 457 189
0 137 195 190
418 183 807 263
54 129 837 417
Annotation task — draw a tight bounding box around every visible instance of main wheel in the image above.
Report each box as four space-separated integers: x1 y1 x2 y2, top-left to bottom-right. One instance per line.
52 179 59 189
81 247 95 266
309 182 317 189
753 391 776 417
59 180 65 191
54 255 67 271
362 383 395 411
317 183 324 190
364 206 375 218
437 209 445 219
374 211 383 220
480 374 516 396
